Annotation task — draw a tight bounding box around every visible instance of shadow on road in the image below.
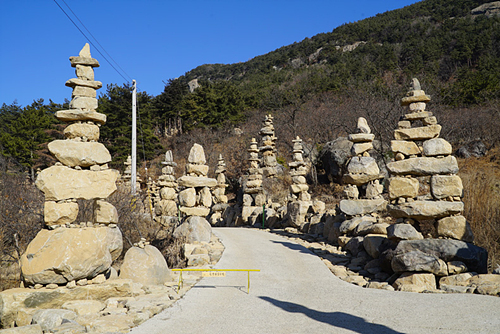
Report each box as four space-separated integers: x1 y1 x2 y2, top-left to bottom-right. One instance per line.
270 240 314 255
259 296 404 334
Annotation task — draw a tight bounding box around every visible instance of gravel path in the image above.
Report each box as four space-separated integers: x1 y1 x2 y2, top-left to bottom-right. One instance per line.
130 227 500 334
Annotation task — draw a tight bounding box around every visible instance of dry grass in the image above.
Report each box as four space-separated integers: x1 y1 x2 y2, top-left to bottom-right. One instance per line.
459 148 500 271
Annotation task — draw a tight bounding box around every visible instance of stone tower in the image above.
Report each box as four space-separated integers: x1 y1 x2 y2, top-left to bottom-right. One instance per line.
20 44 122 286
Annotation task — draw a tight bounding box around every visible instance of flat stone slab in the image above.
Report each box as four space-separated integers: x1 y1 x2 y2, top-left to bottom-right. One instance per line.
388 200 464 219
339 199 387 216
387 155 458 175
177 176 217 188
56 110 106 124
347 133 375 143
48 140 111 167
36 166 119 201
401 94 431 105
342 173 383 186
402 111 433 120
69 56 100 67
394 124 441 141
65 78 102 89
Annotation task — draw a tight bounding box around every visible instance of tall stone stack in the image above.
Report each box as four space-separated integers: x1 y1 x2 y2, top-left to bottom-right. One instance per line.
177 144 217 218
154 150 178 226
259 114 279 178
20 44 122 286
335 117 387 256
210 154 229 225
119 155 141 190
242 138 266 223
387 79 472 242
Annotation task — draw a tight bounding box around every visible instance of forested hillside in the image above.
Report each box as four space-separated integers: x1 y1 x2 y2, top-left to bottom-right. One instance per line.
1 0 499 172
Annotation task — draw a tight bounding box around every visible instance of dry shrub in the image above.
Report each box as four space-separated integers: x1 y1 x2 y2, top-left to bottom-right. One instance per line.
459 152 500 271
0 172 44 291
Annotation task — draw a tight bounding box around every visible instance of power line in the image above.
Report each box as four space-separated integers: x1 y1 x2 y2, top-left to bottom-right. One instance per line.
59 0 133 82
53 0 131 84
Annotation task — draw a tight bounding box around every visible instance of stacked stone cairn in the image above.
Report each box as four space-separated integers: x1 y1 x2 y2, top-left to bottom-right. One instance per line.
209 154 229 226
241 138 266 224
286 136 313 230
20 44 123 287
335 117 387 259
154 150 179 227
384 78 487 292
173 144 216 243
119 155 141 190
259 114 279 178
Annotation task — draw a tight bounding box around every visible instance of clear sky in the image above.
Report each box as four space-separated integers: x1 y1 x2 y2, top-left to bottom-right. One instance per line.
0 0 418 107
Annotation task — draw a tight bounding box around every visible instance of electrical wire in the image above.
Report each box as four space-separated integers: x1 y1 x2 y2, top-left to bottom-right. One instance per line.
53 0 131 84
59 0 133 82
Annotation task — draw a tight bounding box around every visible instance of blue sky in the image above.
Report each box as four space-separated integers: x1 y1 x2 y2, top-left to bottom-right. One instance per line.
0 0 418 107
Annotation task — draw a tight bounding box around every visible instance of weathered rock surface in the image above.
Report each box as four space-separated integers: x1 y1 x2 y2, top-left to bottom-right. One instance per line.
346 156 380 175
339 199 387 216
55 110 106 124
391 140 420 156
422 138 452 156
61 300 105 315
394 239 488 273
36 166 118 201
388 201 464 219
31 309 77 332
391 250 447 275
179 188 196 207
363 234 387 259
93 200 119 224
43 201 79 225
119 245 172 285
47 141 111 167
20 227 122 285
387 156 458 176
388 177 419 199
394 125 441 141
387 223 423 241
187 143 206 164
63 123 99 141
393 272 437 292
430 175 463 199
436 215 473 242
173 216 212 243
0 325 42 334
177 176 217 188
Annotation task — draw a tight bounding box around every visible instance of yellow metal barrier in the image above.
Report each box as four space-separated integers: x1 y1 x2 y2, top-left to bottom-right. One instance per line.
171 269 260 294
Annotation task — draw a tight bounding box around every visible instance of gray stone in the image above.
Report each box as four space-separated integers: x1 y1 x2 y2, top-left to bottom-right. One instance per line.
0 325 42 334
388 201 464 219
387 223 423 241
387 156 458 176
173 216 212 243
179 188 196 207
31 309 77 332
346 156 380 175
344 236 364 257
423 138 452 156
436 215 473 242
391 250 448 275
363 234 387 259
430 175 463 199
339 199 387 216
339 216 377 235
177 176 217 188
394 239 488 274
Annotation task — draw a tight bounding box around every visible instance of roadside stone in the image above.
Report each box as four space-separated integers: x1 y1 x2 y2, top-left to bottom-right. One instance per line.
31 309 77 332
393 272 437 292
344 236 364 257
339 199 387 216
439 284 475 294
387 223 423 241
61 300 105 316
0 325 43 334
173 216 212 243
363 234 387 259
447 261 468 275
439 273 474 287
391 250 448 275
119 245 172 285
388 201 464 219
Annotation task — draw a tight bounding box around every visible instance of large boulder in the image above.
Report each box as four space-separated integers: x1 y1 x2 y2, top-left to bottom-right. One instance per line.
319 137 352 182
394 239 488 274
119 245 172 285
391 250 448 275
173 216 212 243
20 227 122 285
455 140 487 158
47 141 111 167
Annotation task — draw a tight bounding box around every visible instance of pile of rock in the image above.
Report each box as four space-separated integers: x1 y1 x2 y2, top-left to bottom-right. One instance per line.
209 154 229 226
384 78 486 292
334 117 388 260
241 138 266 224
259 114 279 178
119 155 141 190
177 144 216 218
20 44 122 287
154 150 179 227
174 144 216 243
286 137 313 229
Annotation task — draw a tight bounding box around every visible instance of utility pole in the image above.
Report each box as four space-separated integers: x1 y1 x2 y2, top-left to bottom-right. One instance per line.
131 79 137 195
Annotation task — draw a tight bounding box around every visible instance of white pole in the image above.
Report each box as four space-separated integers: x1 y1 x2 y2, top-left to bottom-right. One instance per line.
131 80 137 195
